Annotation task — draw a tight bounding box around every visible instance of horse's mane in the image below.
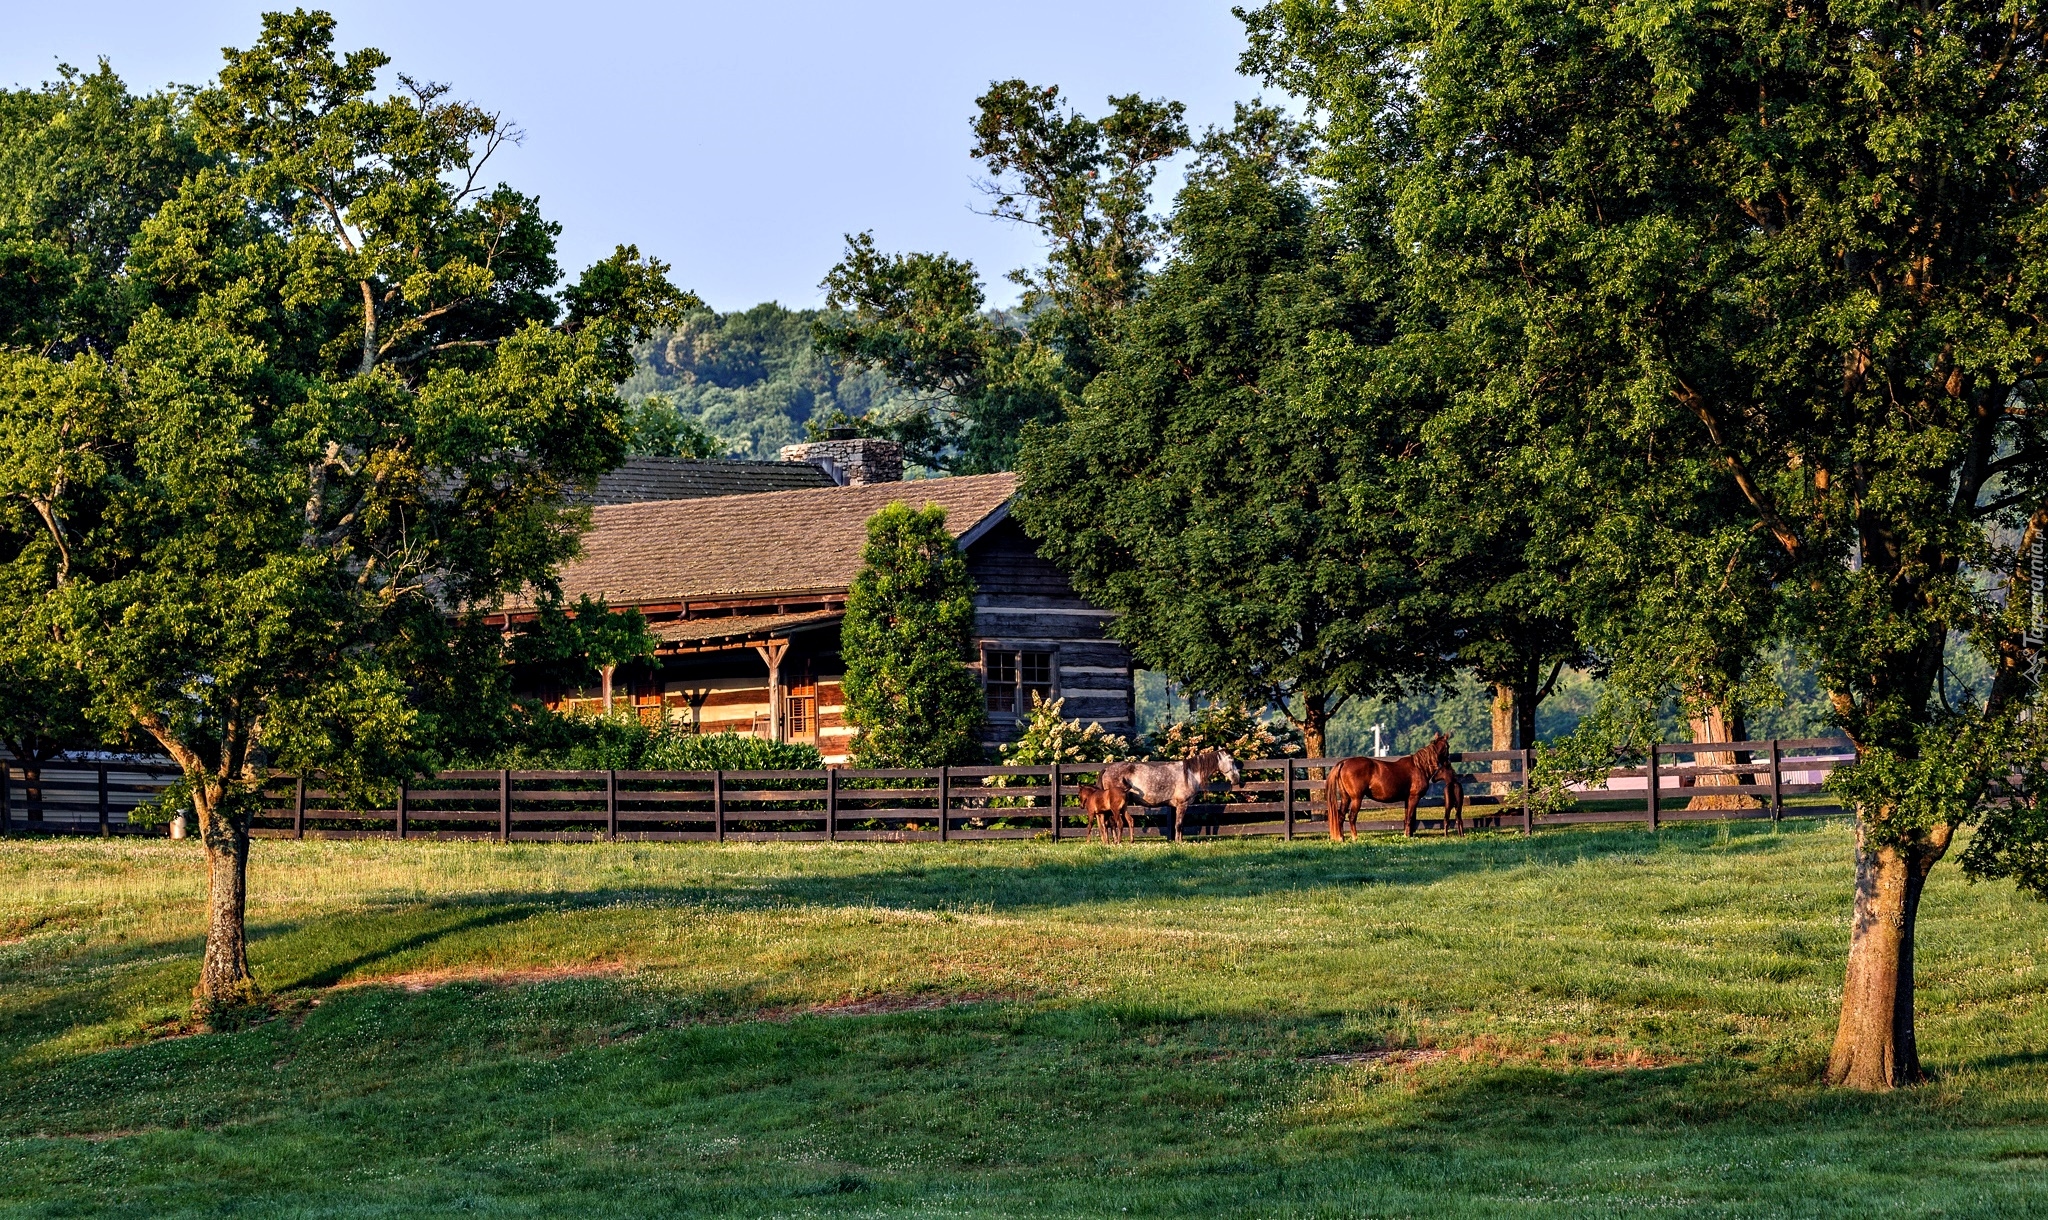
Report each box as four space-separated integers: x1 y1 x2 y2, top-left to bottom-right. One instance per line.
1416 734 1451 778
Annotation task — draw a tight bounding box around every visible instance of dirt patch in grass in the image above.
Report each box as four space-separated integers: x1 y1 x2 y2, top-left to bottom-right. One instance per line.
1304 1048 1450 1068
42 1128 160 1143
1305 1037 1686 1072
338 963 636 993
765 990 1023 1021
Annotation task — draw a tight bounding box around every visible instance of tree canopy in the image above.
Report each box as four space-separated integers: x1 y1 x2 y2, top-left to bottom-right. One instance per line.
1017 106 1448 755
814 82 1190 472
1246 0 2048 1088
0 10 690 1014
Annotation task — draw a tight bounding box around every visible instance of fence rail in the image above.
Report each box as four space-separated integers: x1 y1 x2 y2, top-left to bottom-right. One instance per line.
0 738 1855 842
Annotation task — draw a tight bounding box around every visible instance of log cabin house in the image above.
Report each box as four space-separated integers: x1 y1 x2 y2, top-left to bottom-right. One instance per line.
508 442 1135 762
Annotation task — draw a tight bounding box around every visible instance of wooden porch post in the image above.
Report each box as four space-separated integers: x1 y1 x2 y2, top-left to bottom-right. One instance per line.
754 640 791 744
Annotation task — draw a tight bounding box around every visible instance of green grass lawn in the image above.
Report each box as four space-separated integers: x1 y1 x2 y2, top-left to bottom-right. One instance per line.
4 819 2048 1217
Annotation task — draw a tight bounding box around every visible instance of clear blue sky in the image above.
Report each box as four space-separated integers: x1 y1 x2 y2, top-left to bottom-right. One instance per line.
3 1 1261 312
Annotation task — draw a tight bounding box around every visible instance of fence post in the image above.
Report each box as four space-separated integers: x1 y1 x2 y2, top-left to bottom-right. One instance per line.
1521 749 1534 836
294 776 306 840
98 766 110 837
1769 739 1783 823
938 767 950 842
499 769 511 843
1 761 10 833
1050 764 1061 841
396 780 408 840
826 767 838 841
606 769 618 842
1646 746 1660 832
1284 761 1295 840
713 770 725 843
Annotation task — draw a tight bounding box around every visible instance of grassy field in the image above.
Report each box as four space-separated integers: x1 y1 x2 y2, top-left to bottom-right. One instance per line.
4 820 2048 1217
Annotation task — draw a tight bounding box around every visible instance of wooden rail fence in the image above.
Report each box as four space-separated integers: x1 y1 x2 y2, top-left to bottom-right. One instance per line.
0 739 1854 842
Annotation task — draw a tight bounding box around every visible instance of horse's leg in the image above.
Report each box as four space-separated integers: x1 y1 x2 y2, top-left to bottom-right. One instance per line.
1404 786 1420 837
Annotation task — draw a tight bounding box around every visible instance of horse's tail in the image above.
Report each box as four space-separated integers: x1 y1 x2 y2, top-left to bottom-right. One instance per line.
1327 757 1361 819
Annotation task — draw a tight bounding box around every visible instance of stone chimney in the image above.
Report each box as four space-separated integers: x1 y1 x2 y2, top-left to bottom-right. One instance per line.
779 430 903 485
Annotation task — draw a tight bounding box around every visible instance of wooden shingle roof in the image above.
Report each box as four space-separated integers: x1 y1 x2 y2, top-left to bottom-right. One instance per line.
544 473 1018 606
580 456 835 504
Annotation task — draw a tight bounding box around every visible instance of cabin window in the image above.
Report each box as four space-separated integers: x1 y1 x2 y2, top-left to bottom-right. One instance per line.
1020 651 1054 703
985 651 1017 713
983 648 1055 714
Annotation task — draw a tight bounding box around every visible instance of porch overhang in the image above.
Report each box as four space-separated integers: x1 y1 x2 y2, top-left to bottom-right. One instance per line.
648 610 844 657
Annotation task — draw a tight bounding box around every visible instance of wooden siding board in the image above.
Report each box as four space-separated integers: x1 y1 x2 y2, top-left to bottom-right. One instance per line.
974 614 1115 641
965 519 1088 599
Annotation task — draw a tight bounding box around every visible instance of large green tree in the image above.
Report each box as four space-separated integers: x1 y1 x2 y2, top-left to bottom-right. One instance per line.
1248 0 2048 1086
814 82 1189 472
0 11 689 1014
841 503 988 766
1018 108 1448 756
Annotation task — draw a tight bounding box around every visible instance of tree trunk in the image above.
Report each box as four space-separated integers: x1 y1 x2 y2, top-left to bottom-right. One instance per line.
1825 819 1952 1089
359 279 378 376
1515 674 1539 757
1299 691 1328 760
1491 682 1517 794
192 779 254 1017
20 759 41 823
1684 700 1754 810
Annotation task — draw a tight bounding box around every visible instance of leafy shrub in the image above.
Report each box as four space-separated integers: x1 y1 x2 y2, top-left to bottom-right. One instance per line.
1148 700 1302 761
643 730 822 772
984 693 1137 809
455 710 821 772
842 503 988 766
997 693 1136 766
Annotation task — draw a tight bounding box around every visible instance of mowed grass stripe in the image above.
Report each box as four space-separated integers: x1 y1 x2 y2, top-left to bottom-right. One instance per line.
2 821 2046 1216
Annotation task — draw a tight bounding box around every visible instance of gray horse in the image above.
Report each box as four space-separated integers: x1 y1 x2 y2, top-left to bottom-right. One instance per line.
1098 749 1242 842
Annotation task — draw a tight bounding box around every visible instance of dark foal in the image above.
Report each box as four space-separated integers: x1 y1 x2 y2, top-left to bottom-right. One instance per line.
1076 781 1132 844
1324 732 1463 839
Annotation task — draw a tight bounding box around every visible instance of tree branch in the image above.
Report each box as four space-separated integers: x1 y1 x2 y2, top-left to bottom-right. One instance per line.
1673 380 1802 557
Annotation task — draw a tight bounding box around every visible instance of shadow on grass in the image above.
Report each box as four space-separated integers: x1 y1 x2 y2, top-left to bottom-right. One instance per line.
4 985 2034 1216
422 818 1830 918
0 822 1839 1073
278 904 547 991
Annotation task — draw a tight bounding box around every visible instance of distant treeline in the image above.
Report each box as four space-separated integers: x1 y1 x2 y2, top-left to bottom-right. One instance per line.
621 304 920 460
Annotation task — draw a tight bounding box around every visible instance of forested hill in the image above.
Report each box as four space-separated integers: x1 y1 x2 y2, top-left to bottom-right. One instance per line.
621 302 919 460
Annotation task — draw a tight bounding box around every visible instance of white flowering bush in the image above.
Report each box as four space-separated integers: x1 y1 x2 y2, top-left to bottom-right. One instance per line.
982 694 1136 812
1147 700 1302 762
999 693 1137 766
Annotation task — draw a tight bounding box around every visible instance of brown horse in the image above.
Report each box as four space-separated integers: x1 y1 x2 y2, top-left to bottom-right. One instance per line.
1076 782 1131 844
1325 733 1464 840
